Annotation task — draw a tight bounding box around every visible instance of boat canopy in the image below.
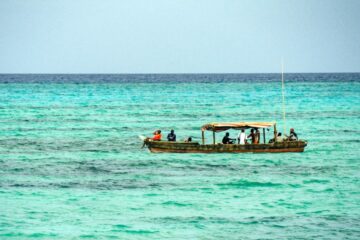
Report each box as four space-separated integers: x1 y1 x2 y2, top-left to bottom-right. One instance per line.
201 122 275 132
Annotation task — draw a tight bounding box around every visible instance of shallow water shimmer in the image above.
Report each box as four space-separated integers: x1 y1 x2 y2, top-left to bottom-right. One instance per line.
0 74 359 239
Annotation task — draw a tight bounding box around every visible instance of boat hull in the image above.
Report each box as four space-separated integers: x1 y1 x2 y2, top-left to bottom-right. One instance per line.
144 141 307 153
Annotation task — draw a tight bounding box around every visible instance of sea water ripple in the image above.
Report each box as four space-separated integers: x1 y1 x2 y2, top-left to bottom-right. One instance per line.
0 74 359 239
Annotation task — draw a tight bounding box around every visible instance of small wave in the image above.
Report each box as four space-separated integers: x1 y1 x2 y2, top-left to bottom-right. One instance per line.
303 179 330 184
217 179 283 188
306 188 334 193
2 180 176 190
123 229 159 234
162 201 192 207
113 224 130 229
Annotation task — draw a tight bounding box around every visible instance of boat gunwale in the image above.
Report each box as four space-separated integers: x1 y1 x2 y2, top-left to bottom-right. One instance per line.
144 139 307 153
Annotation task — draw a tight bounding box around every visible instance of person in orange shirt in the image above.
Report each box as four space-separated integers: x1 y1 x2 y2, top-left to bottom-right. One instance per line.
152 130 162 141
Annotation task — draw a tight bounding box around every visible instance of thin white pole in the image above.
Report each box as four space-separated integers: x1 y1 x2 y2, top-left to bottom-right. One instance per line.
281 59 286 135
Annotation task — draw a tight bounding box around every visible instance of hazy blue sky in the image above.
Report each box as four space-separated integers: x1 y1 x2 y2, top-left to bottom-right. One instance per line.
0 0 359 73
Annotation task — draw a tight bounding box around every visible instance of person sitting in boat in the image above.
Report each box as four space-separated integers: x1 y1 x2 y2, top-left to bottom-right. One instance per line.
237 129 246 144
152 130 162 141
184 137 192 142
222 132 235 144
288 128 298 141
254 128 260 144
275 132 285 142
167 129 176 141
247 129 256 144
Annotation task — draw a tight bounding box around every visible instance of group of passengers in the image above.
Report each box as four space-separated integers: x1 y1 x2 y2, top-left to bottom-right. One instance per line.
148 129 192 142
222 128 261 144
222 128 298 144
271 128 298 143
148 128 298 144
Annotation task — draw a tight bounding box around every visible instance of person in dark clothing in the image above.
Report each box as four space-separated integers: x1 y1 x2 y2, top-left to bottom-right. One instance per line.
222 132 235 144
167 129 176 141
288 128 298 141
247 128 256 144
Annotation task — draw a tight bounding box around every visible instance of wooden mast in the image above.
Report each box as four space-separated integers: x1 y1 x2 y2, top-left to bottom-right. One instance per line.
281 59 287 135
202 131 205 145
212 131 216 145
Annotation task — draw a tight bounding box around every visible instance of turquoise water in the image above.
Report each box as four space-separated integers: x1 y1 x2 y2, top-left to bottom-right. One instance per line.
0 74 359 239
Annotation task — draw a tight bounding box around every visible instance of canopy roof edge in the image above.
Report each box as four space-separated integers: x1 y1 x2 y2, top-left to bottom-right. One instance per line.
201 122 276 132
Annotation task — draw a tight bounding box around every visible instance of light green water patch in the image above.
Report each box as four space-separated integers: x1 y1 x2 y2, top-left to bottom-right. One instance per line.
0 79 360 239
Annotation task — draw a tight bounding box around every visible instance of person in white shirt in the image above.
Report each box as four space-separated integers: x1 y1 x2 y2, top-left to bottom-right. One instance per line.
275 132 285 142
237 129 246 144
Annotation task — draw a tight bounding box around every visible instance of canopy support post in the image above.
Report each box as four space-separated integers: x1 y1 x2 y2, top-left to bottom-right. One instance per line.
202 131 205 145
274 123 277 141
263 128 266 144
212 131 216 145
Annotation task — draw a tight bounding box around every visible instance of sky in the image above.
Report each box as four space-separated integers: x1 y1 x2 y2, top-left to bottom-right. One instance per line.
0 0 359 73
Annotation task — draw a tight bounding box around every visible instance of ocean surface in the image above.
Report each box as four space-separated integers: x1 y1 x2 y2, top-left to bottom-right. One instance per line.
0 73 359 239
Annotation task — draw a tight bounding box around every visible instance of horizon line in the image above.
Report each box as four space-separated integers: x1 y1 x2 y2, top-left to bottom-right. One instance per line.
1 72 360 75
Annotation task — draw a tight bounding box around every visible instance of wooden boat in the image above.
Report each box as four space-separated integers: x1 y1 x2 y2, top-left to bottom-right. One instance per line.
142 122 307 153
